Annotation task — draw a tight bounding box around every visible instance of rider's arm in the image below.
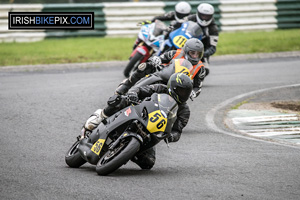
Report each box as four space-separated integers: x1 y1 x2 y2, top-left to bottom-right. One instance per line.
186 14 197 22
151 11 176 22
159 50 177 64
203 20 219 58
191 72 204 98
129 84 168 99
168 102 190 142
146 50 176 70
193 75 202 92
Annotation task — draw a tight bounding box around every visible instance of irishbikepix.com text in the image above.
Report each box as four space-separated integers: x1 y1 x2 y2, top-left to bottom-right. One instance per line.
8 12 94 29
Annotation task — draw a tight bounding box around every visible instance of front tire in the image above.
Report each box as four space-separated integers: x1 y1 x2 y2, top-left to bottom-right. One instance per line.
65 140 86 168
96 137 140 176
123 52 144 78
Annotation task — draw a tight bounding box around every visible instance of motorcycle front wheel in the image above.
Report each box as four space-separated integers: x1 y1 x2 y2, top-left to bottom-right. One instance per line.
123 52 144 78
96 137 140 176
65 140 87 168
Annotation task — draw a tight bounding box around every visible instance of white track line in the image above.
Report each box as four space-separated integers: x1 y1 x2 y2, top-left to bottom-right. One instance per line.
205 83 300 149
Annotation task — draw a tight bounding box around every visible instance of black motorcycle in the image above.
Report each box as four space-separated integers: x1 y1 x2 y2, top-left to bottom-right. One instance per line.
65 93 178 175
130 58 201 99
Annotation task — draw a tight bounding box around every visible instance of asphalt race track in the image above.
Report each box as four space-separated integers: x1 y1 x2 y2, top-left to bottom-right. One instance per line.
0 55 300 200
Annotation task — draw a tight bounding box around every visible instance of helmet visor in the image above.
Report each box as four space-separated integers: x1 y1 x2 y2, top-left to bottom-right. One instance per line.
176 12 189 20
188 50 202 59
174 86 192 103
198 13 213 21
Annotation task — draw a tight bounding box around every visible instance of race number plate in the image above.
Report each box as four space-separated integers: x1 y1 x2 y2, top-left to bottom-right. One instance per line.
147 110 167 133
173 35 188 48
91 139 105 155
174 59 191 77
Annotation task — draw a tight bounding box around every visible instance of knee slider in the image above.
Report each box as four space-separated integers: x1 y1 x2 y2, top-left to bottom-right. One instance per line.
137 62 147 72
84 109 103 131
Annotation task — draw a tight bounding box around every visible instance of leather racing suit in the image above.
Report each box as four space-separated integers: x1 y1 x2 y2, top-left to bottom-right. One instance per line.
116 49 205 97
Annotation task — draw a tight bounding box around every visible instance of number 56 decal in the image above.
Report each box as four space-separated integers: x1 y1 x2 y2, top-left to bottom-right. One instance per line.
147 111 167 133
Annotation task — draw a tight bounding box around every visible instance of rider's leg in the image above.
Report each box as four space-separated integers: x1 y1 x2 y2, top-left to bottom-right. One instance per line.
80 108 107 138
116 62 153 95
80 94 128 137
131 147 156 170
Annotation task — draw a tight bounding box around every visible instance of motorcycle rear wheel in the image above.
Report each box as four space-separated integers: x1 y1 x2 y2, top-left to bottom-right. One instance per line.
96 137 140 176
123 52 144 78
65 140 87 168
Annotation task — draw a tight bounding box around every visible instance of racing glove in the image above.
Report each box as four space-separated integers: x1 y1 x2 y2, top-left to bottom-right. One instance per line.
166 131 181 143
148 56 162 71
191 88 201 98
126 92 139 103
138 20 152 26
166 25 174 32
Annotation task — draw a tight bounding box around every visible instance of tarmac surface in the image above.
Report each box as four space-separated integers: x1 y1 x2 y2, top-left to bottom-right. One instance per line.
1 51 300 199
1 51 299 148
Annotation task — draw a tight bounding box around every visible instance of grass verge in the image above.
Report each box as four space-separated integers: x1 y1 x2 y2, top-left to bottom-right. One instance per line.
1 29 299 66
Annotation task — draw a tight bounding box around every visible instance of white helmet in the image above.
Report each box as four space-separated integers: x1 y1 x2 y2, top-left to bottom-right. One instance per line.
175 1 192 23
196 3 214 26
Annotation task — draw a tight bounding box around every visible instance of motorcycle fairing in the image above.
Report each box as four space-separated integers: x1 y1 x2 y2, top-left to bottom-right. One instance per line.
168 21 204 49
130 45 149 57
140 23 151 41
128 45 151 64
139 22 165 52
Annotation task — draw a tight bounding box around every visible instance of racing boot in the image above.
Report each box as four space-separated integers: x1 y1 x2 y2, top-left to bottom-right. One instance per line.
131 147 156 170
115 78 133 95
79 109 107 140
115 64 146 95
116 62 152 95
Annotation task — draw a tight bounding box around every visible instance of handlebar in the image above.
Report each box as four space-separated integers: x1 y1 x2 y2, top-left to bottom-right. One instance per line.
121 95 140 105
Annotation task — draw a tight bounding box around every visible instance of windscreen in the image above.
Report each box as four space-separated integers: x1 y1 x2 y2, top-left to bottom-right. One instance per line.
157 94 178 118
186 21 203 38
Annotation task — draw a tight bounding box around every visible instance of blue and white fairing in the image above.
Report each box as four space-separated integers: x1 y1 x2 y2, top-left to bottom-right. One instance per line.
137 21 166 52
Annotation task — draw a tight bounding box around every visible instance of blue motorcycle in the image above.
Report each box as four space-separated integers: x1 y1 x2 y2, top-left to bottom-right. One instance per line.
157 21 203 55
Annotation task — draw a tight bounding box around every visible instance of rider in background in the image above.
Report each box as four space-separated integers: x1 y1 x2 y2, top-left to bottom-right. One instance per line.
181 3 219 76
81 73 193 169
117 38 205 99
132 1 192 50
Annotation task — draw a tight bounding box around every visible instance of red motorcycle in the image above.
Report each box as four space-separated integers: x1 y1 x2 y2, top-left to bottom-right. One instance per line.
123 20 166 77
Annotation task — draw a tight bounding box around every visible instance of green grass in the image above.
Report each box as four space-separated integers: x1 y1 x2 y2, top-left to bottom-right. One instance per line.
1 29 300 66
216 29 300 55
231 100 249 110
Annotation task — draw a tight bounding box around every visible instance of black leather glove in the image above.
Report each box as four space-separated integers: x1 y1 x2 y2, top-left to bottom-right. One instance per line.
126 92 139 103
166 131 181 143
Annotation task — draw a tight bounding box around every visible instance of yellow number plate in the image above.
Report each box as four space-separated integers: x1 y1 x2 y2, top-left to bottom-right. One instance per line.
147 110 167 133
91 139 105 155
173 35 188 48
174 59 191 77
